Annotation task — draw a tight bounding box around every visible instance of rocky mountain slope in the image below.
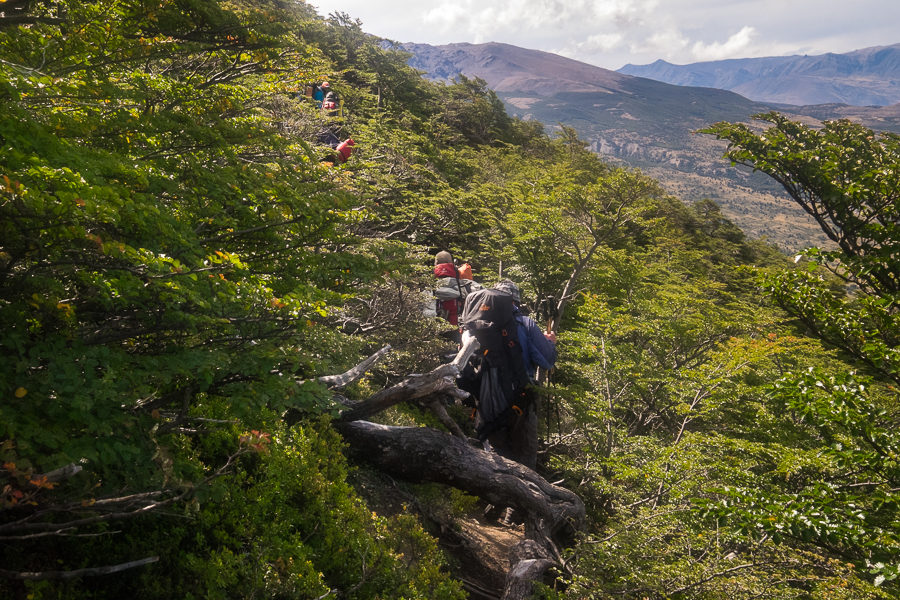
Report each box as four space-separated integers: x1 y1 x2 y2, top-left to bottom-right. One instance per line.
618 43 900 107
404 41 900 250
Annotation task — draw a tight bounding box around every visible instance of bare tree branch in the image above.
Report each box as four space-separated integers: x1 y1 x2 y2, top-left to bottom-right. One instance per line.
37 463 83 483
426 396 467 439
336 362 462 423
0 556 159 580
316 345 392 389
667 562 760 596
0 446 245 539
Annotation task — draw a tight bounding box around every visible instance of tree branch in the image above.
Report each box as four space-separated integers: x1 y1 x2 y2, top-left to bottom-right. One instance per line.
38 463 83 483
315 345 392 389
667 562 759 596
0 557 159 580
337 363 461 422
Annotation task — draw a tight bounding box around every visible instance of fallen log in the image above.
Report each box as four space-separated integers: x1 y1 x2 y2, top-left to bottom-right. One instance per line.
326 333 583 599
336 420 584 537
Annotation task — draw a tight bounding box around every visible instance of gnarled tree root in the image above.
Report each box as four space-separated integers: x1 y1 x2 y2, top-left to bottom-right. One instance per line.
337 420 584 599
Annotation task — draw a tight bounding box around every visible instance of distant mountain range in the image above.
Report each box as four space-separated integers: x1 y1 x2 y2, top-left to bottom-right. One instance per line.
618 44 900 107
402 41 900 251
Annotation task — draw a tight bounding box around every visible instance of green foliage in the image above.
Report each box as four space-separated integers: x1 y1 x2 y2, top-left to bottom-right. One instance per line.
0 0 459 596
699 114 900 591
3 1 896 598
434 75 517 146
9 419 463 599
539 183 894 596
703 114 899 296
704 114 900 380
0 0 362 475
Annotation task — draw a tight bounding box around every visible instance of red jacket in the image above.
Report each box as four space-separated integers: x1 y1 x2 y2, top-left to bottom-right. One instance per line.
434 262 458 278
434 263 461 324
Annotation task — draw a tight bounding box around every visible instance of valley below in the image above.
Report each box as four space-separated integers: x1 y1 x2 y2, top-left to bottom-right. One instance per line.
407 41 900 252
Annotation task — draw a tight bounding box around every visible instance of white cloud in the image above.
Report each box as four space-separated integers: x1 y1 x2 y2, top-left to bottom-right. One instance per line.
582 32 626 53
422 0 657 41
314 0 900 69
691 26 757 61
642 27 691 59
422 3 468 33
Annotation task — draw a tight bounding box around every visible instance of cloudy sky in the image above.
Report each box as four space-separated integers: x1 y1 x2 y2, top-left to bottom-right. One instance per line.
310 0 900 70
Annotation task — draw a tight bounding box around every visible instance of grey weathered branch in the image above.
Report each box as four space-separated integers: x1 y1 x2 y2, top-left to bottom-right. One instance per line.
451 331 479 369
426 396 467 439
337 363 460 422
38 463 83 483
336 335 477 424
503 558 556 599
317 344 392 389
0 556 159 580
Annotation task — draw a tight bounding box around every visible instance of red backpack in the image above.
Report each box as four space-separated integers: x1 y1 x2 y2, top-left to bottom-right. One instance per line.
336 139 354 163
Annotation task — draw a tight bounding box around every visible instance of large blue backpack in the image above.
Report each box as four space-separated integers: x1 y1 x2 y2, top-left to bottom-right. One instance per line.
459 288 529 440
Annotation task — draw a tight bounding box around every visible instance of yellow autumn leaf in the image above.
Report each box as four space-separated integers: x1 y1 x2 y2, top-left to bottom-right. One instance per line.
14 387 27 398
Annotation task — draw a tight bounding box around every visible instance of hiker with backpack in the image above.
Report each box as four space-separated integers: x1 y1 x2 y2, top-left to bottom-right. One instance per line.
494 280 557 382
433 250 480 327
312 81 329 108
314 90 354 166
458 280 556 470
322 89 342 117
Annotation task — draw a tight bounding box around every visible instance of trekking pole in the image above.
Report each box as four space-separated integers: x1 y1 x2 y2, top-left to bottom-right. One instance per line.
541 295 558 434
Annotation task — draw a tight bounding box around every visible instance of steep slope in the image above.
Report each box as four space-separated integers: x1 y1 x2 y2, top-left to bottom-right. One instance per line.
405 41 630 95
402 41 900 250
403 40 769 160
619 43 900 106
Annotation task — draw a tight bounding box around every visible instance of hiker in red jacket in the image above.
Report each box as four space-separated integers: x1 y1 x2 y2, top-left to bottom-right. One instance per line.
433 251 481 326
433 250 463 325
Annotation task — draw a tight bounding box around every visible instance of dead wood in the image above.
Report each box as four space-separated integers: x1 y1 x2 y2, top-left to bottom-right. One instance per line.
37 463 83 483
502 557 557 599
336 421 584 536
499 539 559 600
336 363 462 422
317 344 392 389
324 333 581 598
336 334 476 424
0 556 158 580
426 395 468 439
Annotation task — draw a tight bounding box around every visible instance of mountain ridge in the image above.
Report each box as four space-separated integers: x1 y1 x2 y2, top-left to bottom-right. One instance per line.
403 41 629 95
402 41 900 250
618 43 900 106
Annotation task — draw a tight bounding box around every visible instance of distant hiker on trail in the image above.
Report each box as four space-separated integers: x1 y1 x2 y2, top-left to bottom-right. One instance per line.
433 250 479 327
322 90 342 118
315 121 354 166
312 80 329 108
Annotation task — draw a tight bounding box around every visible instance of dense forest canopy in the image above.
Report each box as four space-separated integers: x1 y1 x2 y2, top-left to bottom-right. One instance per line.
1 1 897 598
